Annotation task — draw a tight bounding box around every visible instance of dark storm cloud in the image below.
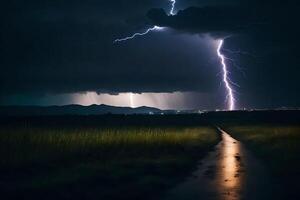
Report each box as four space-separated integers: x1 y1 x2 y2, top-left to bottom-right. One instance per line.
0 0 221 96
1 0 299 108
147 6 259 36
147 0 298 38
147 0 300 108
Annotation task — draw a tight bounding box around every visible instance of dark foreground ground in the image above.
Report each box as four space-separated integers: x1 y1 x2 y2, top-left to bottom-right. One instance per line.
0 119 219 200
0 110 299 200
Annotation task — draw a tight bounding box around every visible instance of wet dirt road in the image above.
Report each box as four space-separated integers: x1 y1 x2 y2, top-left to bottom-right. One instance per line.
162 127 277 200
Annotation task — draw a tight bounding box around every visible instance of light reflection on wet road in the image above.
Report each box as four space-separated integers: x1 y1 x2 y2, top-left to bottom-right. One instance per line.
162 127 273 200
216 128 244 200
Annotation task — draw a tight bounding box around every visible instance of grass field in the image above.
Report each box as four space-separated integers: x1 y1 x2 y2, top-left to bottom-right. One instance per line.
0 125 219 200
225 124 300 198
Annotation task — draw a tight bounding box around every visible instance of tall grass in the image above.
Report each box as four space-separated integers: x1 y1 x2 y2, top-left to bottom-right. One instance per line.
0 126 217 168
0 126 219 200
226 124 300 176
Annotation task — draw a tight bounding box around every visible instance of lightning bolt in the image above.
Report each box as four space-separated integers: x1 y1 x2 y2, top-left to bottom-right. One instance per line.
114 26 164 43
217 39 235 111
114 1 237 111
114 0 176 43
129 93 134 108
169 0 176 16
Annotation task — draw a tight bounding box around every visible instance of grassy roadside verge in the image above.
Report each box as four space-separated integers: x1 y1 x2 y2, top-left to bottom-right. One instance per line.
224 124 300 199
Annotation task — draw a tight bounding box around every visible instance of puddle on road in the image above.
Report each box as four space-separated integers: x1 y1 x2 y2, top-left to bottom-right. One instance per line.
162 128 245 200
217 129 244 199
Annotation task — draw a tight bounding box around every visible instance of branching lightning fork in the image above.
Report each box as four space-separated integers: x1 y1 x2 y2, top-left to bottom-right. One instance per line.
113 1 239 111
217 39 236 110
114 0 176 43
114 26 164 43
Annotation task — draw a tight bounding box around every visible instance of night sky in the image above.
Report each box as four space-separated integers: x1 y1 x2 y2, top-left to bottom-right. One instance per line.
0 0 299 110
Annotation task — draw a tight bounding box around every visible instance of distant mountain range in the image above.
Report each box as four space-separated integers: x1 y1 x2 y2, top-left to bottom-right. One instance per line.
0 104 171 116
1 105 299 117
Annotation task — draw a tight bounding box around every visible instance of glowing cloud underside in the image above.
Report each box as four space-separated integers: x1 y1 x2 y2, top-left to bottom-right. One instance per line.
217 40 235 110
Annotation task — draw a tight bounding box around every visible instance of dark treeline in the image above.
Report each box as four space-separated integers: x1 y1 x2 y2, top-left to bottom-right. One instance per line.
0 110 299 128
